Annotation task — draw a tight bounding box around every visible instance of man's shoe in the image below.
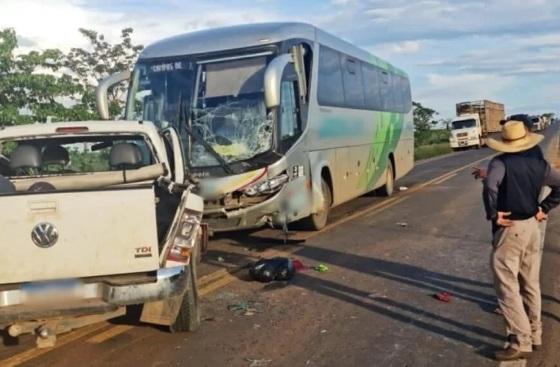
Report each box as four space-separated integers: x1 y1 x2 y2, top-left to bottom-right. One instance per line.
494 347 532 361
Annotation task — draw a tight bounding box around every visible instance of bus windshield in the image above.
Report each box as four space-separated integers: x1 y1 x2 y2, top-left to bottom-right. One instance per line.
452 119 476 130
126 56 273 168
191 57 272 167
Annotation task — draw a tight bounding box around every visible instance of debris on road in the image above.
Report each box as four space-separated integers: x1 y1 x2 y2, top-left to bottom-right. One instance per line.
433 291 453 303
399 186 409 191
246 358 272 367
227 301 260 316
249 257 295 282
292 259 307 272
396 222 408 227
312 264 329 272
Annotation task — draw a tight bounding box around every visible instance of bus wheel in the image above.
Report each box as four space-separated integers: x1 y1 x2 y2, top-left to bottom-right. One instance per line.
301 178 332 230
377 162 394 197
169 244 200 333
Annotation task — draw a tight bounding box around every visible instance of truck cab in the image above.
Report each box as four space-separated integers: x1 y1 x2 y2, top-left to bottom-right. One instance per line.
449 114 482 149
0 121 205 347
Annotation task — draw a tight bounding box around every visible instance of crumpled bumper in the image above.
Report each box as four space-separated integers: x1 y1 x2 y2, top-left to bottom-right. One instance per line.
0 266 188 324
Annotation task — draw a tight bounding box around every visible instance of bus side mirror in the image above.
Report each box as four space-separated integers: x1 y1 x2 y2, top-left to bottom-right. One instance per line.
96 70 131 120
264 54 293 109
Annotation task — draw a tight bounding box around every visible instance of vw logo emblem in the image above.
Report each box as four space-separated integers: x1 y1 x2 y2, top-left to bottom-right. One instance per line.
31 222 59 248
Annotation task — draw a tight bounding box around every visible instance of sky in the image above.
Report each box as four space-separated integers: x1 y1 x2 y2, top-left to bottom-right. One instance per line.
1 0 559 119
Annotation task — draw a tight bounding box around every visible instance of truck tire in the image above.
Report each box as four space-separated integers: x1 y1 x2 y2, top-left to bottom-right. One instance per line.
300 178 332 230
377 161 394 197
169 245 200 333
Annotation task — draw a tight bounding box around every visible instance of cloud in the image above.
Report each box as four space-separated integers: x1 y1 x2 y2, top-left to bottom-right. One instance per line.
0 0 276 52
374 40 422 56
0 0 118 52
316 0 560 44
415 73 514 117
419 32 560 76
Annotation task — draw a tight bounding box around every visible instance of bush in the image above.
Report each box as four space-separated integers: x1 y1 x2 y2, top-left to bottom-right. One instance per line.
415 129 450 147
415 143 452 161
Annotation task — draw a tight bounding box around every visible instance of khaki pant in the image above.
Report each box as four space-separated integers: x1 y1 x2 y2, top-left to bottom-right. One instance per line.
492 217 542 352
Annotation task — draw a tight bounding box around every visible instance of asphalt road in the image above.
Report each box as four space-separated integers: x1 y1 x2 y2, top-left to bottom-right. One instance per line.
2 126 560 367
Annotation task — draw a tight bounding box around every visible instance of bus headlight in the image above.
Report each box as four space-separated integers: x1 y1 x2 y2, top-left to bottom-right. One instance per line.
244 174 289 196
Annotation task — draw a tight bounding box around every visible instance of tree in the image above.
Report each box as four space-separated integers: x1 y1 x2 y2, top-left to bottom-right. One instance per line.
64 28 143 119
0 28 84 125
412 101 438 132
0 27 143 125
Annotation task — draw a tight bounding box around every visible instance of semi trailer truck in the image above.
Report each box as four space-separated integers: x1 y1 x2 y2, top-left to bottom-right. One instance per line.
449 100 505 150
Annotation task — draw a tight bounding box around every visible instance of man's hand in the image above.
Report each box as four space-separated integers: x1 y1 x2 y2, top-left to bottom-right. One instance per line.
472 166 487 180
535 207 548 222
496 211 514 227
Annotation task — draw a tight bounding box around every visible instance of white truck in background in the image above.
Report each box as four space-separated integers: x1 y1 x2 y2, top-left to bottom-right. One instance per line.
449 100 505 150
0 119 206 348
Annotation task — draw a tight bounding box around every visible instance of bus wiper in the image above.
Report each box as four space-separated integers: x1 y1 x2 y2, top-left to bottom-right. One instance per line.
183 121 234 175
177 94 233 175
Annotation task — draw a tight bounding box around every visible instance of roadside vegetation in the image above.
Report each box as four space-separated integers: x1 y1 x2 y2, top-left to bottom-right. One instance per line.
413 101 452 161
0 27 142 125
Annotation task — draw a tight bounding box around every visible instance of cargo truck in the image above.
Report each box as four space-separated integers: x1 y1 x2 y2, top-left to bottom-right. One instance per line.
449 100 505 150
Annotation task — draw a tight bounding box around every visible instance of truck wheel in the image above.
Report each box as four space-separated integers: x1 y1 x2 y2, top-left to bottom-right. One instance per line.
300 178 332 230
377 161 394 197
169 246 200 333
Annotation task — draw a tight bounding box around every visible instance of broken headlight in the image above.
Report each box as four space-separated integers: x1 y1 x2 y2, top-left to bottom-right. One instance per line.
166 210 201 264
243 174 289 196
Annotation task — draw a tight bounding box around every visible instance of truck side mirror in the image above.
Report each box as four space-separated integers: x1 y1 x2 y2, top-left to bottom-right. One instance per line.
264 54 293 109
96 70 131 120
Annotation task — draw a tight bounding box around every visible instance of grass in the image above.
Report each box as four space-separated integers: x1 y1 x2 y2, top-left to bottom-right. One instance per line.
414 129 452 161
415 142 453 161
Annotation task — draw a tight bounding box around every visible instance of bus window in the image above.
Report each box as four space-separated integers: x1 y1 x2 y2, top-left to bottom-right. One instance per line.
318 46 344 107
362 64 382 110
278 80 301 153
379 70 391 111
341 57 365 108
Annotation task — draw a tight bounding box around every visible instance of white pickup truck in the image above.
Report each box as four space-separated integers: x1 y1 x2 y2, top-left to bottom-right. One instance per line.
0 120 205 347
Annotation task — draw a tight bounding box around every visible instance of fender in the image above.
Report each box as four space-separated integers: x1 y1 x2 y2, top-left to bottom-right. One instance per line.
309 158 332 214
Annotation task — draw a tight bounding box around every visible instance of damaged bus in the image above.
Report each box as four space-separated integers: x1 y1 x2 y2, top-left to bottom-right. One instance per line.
102 22 413 232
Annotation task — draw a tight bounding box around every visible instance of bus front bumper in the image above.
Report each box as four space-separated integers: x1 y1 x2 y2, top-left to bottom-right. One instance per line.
204 191 284 232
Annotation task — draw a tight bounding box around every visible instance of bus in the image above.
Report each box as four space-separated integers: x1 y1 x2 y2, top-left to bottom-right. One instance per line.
97 22 414 232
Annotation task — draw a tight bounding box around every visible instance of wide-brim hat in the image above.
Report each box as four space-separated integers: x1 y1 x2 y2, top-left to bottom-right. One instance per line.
487 120 544 153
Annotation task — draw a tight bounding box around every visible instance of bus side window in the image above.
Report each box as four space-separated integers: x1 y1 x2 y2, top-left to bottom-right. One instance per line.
278 80 301 153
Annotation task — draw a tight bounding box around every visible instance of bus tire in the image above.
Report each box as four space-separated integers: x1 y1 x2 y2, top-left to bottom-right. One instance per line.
301 178 332 230
169 245 200 333
377 161 394 197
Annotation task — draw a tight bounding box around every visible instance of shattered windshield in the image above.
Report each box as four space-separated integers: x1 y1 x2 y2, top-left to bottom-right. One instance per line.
190 57 273 167
127 56 274 169
452 119 476 130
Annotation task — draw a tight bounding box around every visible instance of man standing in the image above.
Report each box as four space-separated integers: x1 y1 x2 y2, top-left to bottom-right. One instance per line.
483 120 560 361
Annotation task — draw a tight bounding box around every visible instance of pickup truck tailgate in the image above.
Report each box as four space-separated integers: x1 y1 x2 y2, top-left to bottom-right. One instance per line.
0 187 160 284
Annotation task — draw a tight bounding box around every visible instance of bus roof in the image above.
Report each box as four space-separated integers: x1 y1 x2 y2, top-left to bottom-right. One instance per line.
139 22 406 77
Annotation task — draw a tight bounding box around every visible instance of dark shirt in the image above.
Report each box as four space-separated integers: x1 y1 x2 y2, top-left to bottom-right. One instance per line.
483 147 560 223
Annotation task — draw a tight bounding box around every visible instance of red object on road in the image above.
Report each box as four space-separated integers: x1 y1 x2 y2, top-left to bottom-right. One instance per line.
292 259 306 272
434 291 452 303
